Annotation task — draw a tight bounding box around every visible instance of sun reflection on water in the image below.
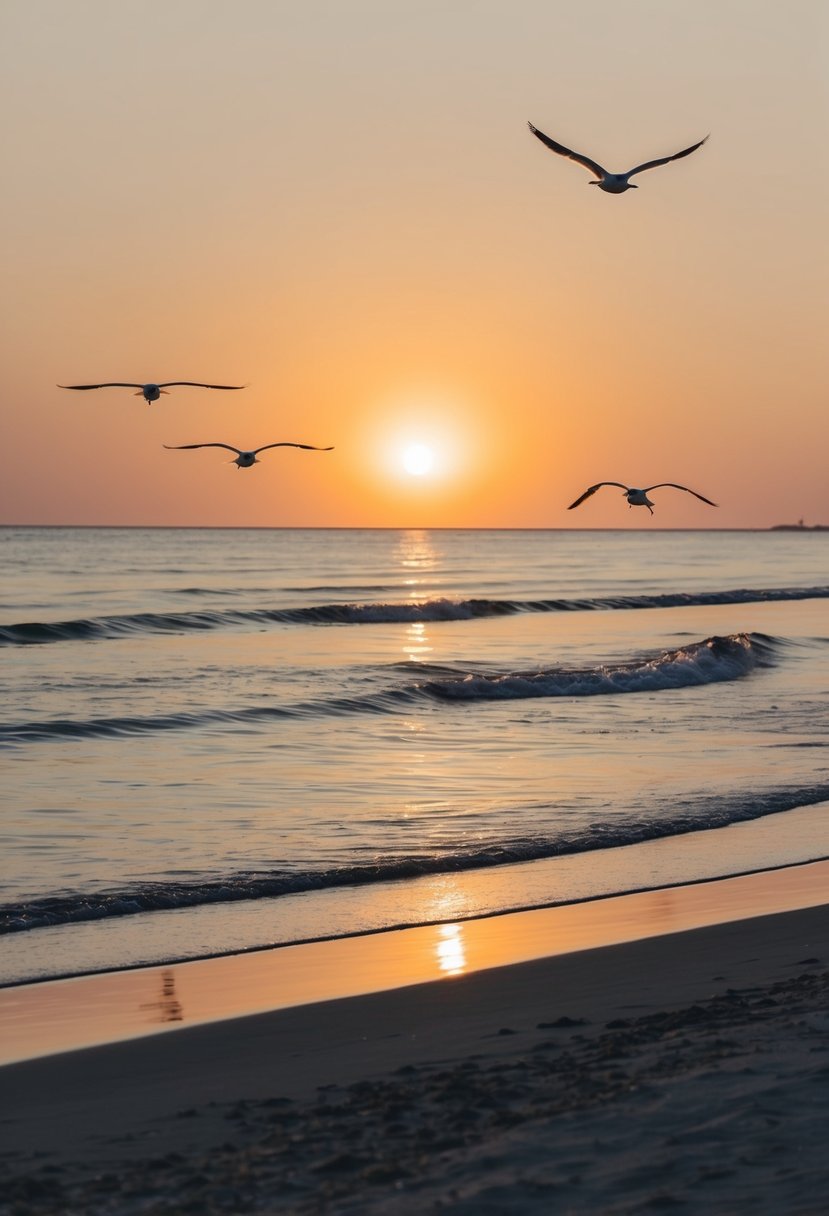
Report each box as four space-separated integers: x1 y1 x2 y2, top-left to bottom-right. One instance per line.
396 530 438 599
404 620 433 662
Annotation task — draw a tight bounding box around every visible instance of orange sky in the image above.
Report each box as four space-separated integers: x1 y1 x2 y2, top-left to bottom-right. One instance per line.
1 0 826 528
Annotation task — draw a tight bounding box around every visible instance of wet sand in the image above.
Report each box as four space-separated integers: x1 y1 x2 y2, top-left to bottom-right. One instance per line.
2 898 828 1214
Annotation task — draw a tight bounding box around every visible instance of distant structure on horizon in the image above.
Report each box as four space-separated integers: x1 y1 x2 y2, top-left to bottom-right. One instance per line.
770 519 828 531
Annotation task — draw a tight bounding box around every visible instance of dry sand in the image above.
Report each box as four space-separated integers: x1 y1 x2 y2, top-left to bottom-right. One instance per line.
2 903 828 1214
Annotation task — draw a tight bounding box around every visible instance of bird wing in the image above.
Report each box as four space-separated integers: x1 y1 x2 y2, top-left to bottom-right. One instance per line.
253 443 335 455
644 483 717 505
58 382 143 390
627 136 708 178
158 382 246 390
163 443 242 454
567 482 629 509
527 123 606 179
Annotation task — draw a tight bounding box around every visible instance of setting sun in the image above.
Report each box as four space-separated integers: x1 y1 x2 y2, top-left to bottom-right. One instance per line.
402 443 435 477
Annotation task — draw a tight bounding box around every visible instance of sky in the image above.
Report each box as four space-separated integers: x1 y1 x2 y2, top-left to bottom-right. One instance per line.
1 0 826 529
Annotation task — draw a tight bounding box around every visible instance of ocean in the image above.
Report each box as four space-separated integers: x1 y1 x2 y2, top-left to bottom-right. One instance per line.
2 526 828 986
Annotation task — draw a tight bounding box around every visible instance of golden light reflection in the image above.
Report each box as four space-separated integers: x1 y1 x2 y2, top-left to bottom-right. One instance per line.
403 620 433 662
395 529 438 599
396 529 437 573
435 922 467 977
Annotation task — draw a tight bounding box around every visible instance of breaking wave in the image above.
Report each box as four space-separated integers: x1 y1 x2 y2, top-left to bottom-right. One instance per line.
0 634 779 745
417 632 777 701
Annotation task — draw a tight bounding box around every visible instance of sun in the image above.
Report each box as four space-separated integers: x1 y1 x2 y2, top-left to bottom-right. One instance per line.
402 443 435 477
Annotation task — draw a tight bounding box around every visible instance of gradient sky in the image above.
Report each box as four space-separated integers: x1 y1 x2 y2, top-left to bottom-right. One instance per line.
1 0 826 528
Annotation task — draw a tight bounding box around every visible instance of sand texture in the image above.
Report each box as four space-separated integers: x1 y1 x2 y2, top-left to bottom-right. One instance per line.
2 905 828 1214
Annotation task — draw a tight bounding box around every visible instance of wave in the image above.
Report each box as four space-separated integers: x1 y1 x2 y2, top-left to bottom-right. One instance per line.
2 586 828 646
3 780 828 934
417 632 777 701
0 634 778 745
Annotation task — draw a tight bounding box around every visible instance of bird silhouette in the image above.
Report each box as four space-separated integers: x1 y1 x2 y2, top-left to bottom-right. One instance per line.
163 441 334 468
528 124 708 193
59 381 246 403
568 482 717 515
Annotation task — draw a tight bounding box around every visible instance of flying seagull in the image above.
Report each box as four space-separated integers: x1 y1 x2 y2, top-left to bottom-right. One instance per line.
568 483 717 516
527 124 708 193
58 381 246 403
163 442 334 469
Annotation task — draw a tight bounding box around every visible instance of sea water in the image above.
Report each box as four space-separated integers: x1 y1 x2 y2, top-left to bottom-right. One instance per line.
2 526 828 983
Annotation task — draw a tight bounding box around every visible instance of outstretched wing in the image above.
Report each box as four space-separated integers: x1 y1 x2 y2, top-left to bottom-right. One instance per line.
628 136 708 178
158 382 246 390
644 482 717 506
253 443 335 455
58 382 142 390
567 482 629 510
163 443 242 455
527 123 606 179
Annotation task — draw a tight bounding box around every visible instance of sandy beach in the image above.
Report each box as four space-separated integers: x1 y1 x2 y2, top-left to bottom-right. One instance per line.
2 892 828 1215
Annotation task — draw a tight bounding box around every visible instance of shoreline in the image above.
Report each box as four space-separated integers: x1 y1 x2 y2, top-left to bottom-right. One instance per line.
5 852 828 991
2 859 828 1068
7 800 829 987
2 896 827 1213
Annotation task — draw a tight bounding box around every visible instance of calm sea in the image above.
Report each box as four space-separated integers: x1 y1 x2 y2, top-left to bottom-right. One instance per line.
2 526 828 984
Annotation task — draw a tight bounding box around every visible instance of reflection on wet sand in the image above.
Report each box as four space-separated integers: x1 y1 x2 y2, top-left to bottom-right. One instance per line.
140 970 183 1024
435 924 467 977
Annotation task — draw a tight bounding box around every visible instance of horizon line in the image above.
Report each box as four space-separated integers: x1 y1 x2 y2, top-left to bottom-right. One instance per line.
2 523 824 534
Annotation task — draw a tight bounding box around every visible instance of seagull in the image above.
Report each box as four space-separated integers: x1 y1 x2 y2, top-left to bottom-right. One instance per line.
58 381 246 403
163 442 334 469
527 123 708 193
568 483 717 516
